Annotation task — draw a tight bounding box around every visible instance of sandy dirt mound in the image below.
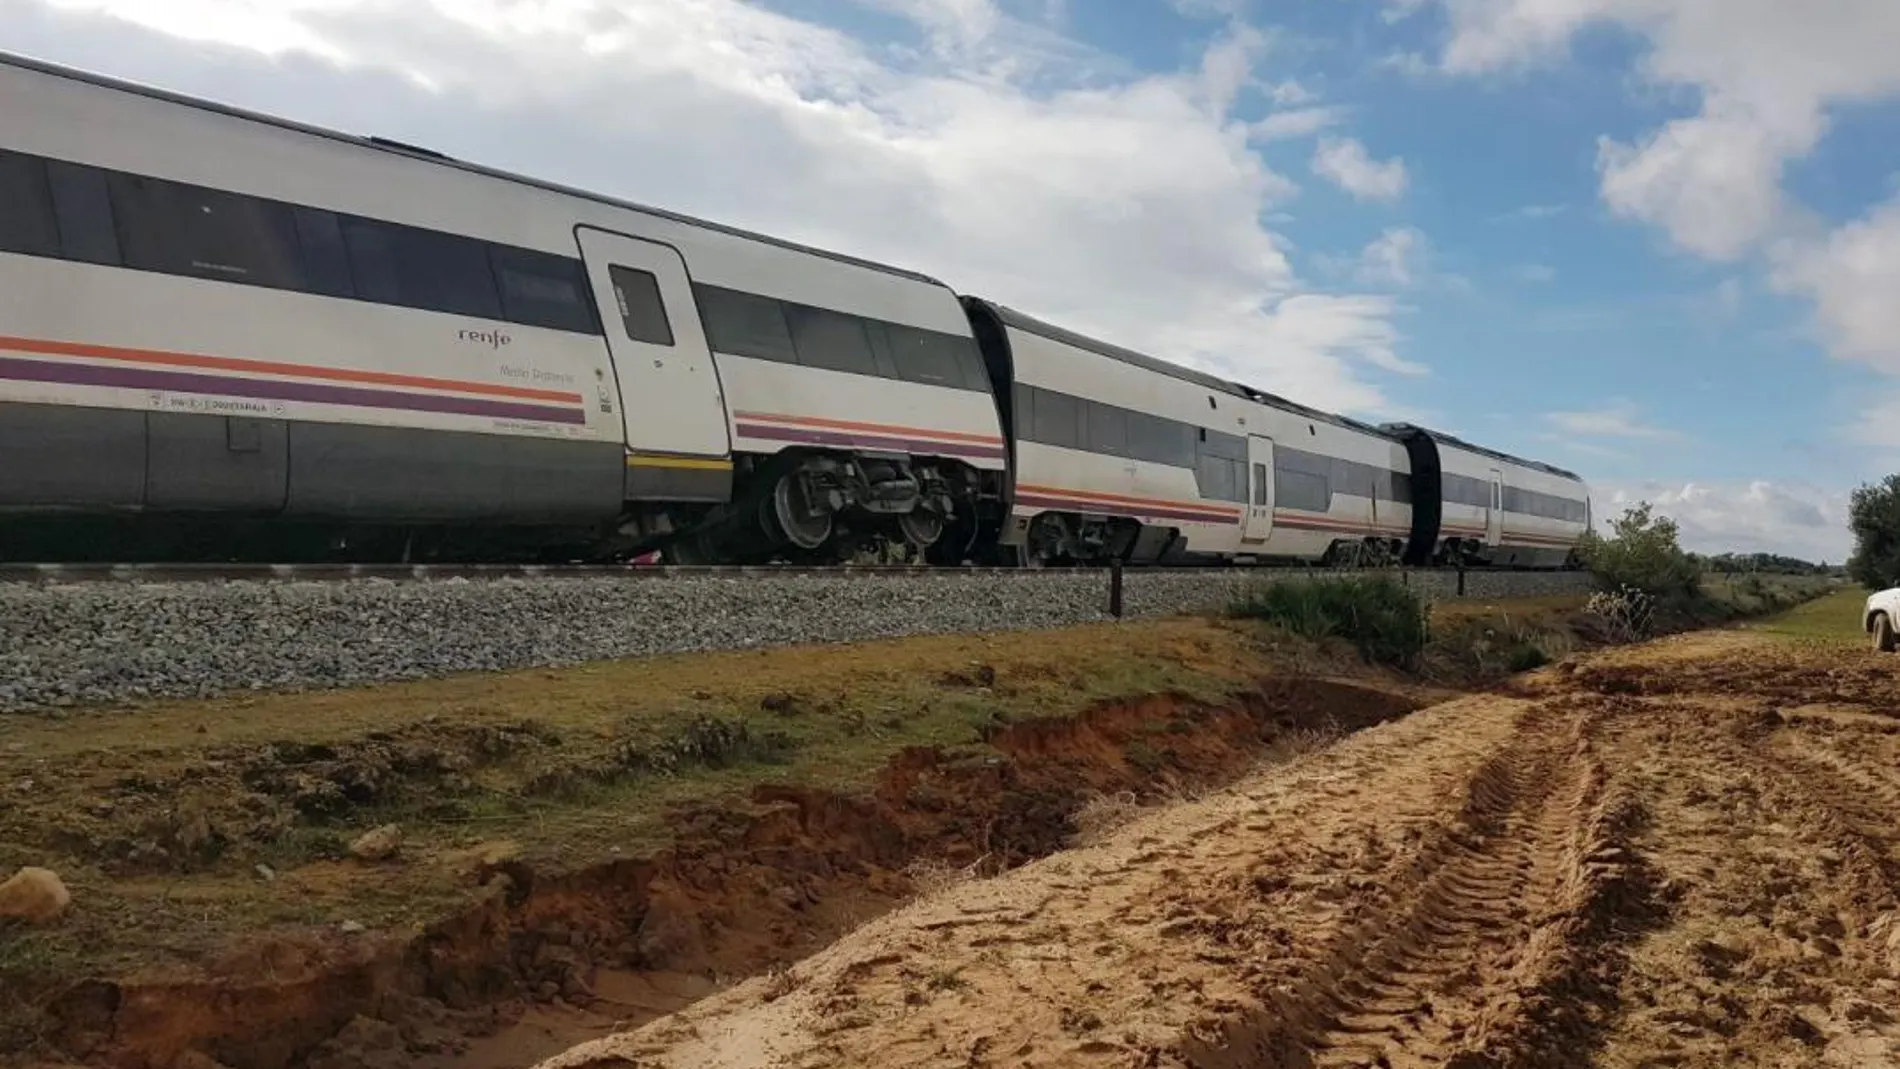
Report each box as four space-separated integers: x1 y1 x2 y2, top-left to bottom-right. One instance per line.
538 630 1900 1069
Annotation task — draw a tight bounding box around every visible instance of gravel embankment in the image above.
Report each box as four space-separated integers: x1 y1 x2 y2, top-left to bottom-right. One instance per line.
0 569 1593 713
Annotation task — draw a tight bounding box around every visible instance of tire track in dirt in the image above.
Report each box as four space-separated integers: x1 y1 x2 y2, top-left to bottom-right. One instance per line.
534 696 1552 1069
1727 720 1900 912
1586 687 1900 1069
1180 705 1662 1069
1772 731 1900 882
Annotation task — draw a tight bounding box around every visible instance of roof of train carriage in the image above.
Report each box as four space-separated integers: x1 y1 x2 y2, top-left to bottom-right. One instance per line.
1378 423 1583 482
0 50 950 290
977 299 1401 441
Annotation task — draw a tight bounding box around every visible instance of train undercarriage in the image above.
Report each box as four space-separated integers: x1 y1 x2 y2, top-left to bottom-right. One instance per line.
0 452 1580 570
648 450 1004 567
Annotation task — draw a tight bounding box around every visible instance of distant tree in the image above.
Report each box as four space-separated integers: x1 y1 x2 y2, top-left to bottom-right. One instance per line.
1848 475 1900 589
1577 501 1701 598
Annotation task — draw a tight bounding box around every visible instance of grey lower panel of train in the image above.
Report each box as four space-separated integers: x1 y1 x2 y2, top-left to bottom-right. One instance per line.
0 402 633 523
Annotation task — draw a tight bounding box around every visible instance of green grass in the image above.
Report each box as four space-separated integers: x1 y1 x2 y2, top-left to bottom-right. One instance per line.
1743 587 1868 645
1230 575 1430 667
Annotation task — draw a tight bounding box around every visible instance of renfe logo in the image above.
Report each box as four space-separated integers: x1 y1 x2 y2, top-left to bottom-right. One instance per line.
459 328 512 349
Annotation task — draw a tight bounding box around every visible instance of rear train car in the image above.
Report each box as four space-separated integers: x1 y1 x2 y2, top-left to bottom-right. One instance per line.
1384 424 1589 567
964 299 1417 566
0 51 1005 563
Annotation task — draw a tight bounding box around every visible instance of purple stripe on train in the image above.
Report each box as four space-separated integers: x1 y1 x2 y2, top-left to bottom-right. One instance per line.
0 356 586 425
734 422 1007 461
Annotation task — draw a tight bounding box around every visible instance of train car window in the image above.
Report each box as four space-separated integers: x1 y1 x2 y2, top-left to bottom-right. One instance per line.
1201 429 1248 462
496 247 599 335
108 173 306 290
786 305 879 375
1328 459 1364 499
45 161 121 266
1195 455 1245 503
342 218 503 319
1124 412 1160 464
695 285 795 361
292 208 355 298
1252 464 1269 506
886 325 967 389
1014 383 1035 436
1086 403 1128 456
1390 471 1413 504
1170 424 1198 467
1273 466 1330 512
860 320 902 379
0 151 60 257
1033 389 1081 449
951 338 993 393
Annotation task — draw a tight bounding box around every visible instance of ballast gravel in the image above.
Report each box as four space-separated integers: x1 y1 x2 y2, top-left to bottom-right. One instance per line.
0 569 1592 713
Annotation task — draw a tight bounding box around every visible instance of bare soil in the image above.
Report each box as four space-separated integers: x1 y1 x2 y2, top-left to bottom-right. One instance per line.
3 608 1478 1069
6 584 1873 1069
535 594 1900 1069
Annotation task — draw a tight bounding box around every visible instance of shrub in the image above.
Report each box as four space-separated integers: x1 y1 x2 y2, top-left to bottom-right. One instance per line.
1849 474 1900 590
1230 575 1429 667
1578 502 1701 599
1586 585 1658 642
1504 639 1550 672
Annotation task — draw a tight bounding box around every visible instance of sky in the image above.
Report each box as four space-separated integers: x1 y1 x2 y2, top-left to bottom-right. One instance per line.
5 0 1898 563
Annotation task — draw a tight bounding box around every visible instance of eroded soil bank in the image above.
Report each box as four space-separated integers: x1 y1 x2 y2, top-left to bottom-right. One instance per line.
4 612 1458 1069
539 610 1900 1069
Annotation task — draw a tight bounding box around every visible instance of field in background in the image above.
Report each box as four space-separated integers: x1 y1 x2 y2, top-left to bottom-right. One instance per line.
1741 585 1866 644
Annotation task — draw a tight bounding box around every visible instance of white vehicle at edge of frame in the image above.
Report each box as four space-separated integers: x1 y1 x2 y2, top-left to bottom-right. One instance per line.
1864 586 1900 651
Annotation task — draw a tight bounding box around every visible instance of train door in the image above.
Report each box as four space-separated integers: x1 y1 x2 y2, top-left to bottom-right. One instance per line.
1486 468 1504 546
1242 435 1274 543
575 227 731 459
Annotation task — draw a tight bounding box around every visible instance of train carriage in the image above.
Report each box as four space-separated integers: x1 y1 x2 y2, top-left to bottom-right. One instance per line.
1384 424 1589 568
0 50 1005 563
965 299 1421 567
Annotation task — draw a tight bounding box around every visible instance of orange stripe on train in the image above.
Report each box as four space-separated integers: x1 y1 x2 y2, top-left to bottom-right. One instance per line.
0 334 584 404
733 411 1004 445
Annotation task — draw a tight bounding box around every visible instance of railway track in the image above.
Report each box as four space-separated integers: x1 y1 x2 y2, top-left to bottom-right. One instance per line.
0 561 1553 583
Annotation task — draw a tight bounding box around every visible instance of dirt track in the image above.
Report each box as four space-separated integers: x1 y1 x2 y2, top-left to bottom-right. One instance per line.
539 628 1900 1069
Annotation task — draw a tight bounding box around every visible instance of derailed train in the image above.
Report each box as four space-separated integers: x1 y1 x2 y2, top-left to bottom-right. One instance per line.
0 51 1590 567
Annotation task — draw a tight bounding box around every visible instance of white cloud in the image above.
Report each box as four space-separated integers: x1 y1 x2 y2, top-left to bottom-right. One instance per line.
1493 202 1567 222
1311 135 1408 201
1843 392 1900 452
1249 105 1345 141
1420 0 1900 436
1251 294 1429 378
1535 432 1631 461
1544 401 1680 440
1267 79 1315 106
1355 227 1426 287
1770 193 1900 374
1593 480 1850 562
1594 107 1801 261
7 0 1430 416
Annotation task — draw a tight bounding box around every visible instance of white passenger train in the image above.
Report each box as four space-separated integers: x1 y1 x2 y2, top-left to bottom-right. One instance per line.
0 51 1590 568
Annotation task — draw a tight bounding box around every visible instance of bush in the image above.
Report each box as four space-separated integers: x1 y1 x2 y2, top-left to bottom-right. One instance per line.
1578 502 1701 599
1586 585 1658 642
1848 474 1900 590
1230 575 1429 667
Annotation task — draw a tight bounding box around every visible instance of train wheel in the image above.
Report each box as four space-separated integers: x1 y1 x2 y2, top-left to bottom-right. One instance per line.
770 471 833 551
898 507 945 551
